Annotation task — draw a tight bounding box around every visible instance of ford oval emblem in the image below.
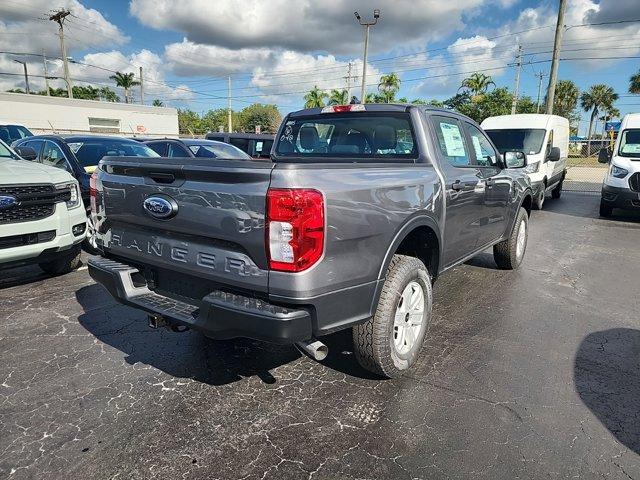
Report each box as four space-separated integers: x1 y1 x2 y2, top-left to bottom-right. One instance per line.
0 195 17 210
143 196 178 220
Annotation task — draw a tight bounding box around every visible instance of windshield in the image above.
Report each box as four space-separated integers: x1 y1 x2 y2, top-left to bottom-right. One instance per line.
275 113 417 160
188 143 251 160
0 141 17 159
618 129 640 158
485 129 546 155
67 139 160 168
0 125 32 144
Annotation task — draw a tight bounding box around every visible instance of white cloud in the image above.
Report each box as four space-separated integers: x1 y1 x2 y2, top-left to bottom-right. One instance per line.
129 0 491 55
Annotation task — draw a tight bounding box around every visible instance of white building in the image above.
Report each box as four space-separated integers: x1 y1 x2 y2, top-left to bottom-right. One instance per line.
0 92 178 138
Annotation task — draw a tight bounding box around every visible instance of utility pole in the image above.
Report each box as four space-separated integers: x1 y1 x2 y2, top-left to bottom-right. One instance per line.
13 60 30 94
545 0 567 114
354 9 380 103
510 45 522 115
535 71 548 113
139 66 144 105
42 50 50 95
227 76 232 133
344 62 354 101
49 9 73 99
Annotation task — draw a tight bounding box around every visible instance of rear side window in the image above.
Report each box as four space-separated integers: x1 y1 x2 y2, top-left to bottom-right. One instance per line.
275 113 417 160
431 116 470 167
229 138 250 152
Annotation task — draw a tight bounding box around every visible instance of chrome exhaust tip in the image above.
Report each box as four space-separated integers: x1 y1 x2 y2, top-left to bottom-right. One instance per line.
295 339 328 362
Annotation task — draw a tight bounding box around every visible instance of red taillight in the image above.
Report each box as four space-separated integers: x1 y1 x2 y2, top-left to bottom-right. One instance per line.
266 188 324 272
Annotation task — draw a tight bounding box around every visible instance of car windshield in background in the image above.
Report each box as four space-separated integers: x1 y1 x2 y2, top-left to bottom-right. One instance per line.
0 125 32 144
275 114 417 160
67 140 160 168
0 141 16 159
618 129 640 159
485 129 546 155
188 143 251 160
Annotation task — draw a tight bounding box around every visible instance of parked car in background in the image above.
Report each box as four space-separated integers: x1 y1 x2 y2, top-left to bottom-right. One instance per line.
598 113 640 217
89 104 533 378
12 135 160 251
0 123 32 145
205 132 274 159
0 139 86 274
144 138 251 160
482 114 568 209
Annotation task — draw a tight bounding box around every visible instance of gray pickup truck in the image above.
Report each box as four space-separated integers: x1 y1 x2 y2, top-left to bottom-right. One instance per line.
89 104 533 377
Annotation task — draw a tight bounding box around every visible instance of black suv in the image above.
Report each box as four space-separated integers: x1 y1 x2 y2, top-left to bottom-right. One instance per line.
205 133 274 159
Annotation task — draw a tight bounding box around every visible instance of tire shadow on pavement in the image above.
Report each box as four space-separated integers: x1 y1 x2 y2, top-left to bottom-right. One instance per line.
574 328 640 455
75 284 304 386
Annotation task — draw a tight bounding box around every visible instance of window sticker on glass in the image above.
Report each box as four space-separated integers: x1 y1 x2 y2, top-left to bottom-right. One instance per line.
440 123 466 157
471 136 483 160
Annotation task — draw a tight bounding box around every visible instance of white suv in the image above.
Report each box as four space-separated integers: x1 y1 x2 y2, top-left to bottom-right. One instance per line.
599 113 640 217
0 140 86 274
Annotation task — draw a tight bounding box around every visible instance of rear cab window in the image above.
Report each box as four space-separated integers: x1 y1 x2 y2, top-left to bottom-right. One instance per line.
274 113 417 162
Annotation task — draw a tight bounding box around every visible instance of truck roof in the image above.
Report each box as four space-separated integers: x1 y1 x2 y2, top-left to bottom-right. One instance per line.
621 113 640 129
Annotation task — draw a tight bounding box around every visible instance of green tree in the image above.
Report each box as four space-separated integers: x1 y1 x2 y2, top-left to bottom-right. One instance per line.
446 87 536 123
98 86 119 102
238 103 282 133
551 80 580 119
304 86 328 108
152 99 164 107
177 109 204 135
629 70 640 94
328 89 349 105
458 73 496 102
580 84 619 151
71 85 100 100
109 71 140 103
378 73 401 103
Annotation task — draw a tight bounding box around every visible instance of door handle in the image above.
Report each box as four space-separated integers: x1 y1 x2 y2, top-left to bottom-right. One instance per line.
451 180 462 191
450 180 477 191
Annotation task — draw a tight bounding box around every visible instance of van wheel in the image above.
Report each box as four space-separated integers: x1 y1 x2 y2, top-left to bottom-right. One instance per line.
551 180 563 199
353 255 432 378
39 245 82 275
493 207 528 270
599 200 613 218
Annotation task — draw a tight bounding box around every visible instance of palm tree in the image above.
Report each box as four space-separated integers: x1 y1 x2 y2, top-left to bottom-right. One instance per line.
152 99 164 107
303 86 328 108
551 80 579 118
98 86 119 102
378 73 401 103
459 73 495 102
328 89 349 105
630 70 640 94
109 71 140 104
580 84 619 154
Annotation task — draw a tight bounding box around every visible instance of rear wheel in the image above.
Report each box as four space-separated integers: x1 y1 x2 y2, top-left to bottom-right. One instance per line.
39 245 82 275
599 200 613 217
493 207 528 270
353 255 432 378
534 184 546 209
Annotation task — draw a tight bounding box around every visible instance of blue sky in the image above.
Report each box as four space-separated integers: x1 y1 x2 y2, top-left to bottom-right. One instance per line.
1 0 639 135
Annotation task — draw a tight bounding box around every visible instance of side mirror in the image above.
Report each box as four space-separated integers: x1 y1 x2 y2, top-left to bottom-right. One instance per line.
547 146 560 162
504 151 527 169
14 146 37 161
598 147 611 164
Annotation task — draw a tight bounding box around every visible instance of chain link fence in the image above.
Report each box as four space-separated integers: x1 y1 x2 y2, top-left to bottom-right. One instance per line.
564 139 609 194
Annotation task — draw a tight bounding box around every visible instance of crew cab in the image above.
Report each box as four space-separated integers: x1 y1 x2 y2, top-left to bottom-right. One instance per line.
598 113 640 217
88 104 533 377
0 140 86 274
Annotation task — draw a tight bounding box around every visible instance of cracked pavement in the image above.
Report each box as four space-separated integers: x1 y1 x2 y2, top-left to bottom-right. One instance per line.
1 194 639 479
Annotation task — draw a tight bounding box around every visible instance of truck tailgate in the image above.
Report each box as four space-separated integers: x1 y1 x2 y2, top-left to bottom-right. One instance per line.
97 156 273 293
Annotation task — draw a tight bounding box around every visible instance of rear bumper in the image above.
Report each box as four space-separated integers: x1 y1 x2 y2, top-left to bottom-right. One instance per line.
601 185 640 210
88 256 313 344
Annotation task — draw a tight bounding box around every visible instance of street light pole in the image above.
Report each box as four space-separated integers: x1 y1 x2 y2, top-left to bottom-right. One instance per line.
354 9 380 104
545 0 567 114
13 60 30 94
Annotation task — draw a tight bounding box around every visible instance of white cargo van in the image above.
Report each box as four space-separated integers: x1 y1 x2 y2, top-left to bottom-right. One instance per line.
598 113 640 217
482 114 569 209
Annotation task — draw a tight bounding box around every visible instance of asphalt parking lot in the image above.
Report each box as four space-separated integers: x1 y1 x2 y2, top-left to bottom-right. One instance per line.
1 193 639 480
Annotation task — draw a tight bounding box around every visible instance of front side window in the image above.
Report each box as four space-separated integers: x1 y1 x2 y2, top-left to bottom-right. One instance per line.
229 138 250 152
432 116 470 167
275 113 417 160
466 123 498 167
67 139 159 170
42 141 71 172
485 129 546 155
618 129 640 158
24 139 44 158
167 143 190 158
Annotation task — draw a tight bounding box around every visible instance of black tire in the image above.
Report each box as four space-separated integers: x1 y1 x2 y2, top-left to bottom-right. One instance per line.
352 254 432 378
493 207 528 270
551 180 563 199
599 200 613 218
39 245 82 275
534 184 546 210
